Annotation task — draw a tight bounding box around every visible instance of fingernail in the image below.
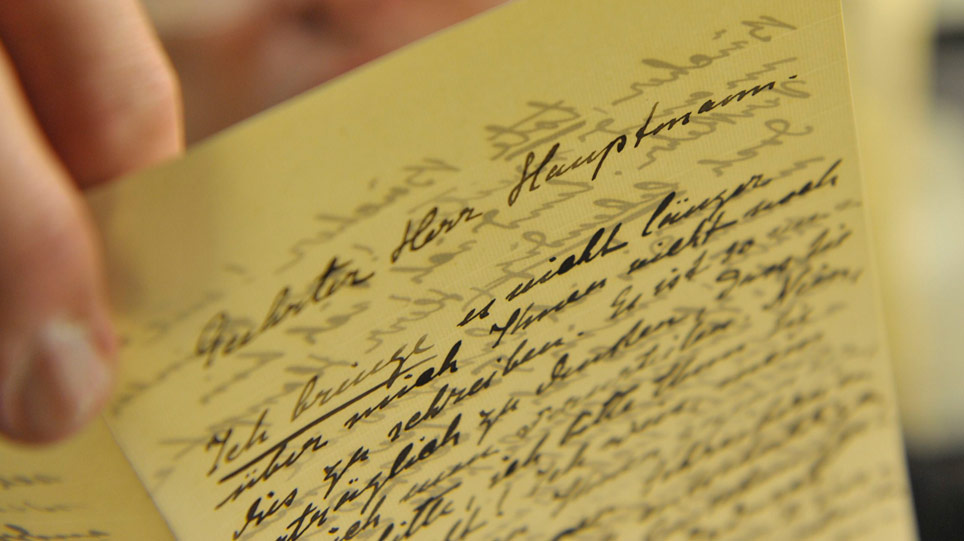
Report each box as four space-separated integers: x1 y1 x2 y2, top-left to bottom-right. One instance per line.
2 319 111 442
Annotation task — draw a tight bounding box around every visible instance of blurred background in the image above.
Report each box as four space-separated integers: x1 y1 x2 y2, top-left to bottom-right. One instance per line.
845 0 964 539
141 0 964 537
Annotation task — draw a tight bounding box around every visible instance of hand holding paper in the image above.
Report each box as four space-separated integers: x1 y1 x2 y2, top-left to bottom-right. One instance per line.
2 0 922 539
0 0 181 443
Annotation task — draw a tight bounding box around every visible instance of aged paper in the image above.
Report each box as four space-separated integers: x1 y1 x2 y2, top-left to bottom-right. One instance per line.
0 419 173 540
85 0 917 538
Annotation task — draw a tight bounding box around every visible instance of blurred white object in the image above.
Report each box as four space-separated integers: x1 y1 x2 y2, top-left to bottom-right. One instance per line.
845 0 964 454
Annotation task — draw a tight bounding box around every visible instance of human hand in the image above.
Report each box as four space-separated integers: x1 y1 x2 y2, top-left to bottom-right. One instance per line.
0 0 506 444
0 0 181 443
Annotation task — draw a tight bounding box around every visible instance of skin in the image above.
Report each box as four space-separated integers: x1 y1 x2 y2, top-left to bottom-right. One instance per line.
0 0 505 443
0 0 181 444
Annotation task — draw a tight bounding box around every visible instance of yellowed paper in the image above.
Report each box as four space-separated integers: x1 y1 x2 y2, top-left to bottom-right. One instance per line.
84 0 917 538
0 419 173 540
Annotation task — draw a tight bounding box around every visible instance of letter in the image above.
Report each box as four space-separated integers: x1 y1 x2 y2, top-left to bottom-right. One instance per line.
77 1 915 540
508 143 559 206
642 191 676 237
590 135 628 181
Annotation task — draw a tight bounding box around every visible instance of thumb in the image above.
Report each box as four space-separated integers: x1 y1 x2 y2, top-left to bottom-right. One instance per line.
0 0 182 443
0 43 115 443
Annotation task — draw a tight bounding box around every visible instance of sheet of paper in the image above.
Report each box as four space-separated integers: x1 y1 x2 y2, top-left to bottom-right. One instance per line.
87 0 918 538
0 419 173 540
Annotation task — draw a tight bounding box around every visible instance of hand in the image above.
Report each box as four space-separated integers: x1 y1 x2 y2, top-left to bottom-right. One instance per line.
0 0 504 444
0 1 181 443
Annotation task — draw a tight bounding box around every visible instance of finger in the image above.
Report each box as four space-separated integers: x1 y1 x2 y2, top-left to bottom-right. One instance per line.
0 43 115 443
0 0 182 187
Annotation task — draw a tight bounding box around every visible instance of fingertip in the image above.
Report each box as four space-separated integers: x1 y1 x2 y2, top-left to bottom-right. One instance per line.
0 0 185 187
65 51 185 186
